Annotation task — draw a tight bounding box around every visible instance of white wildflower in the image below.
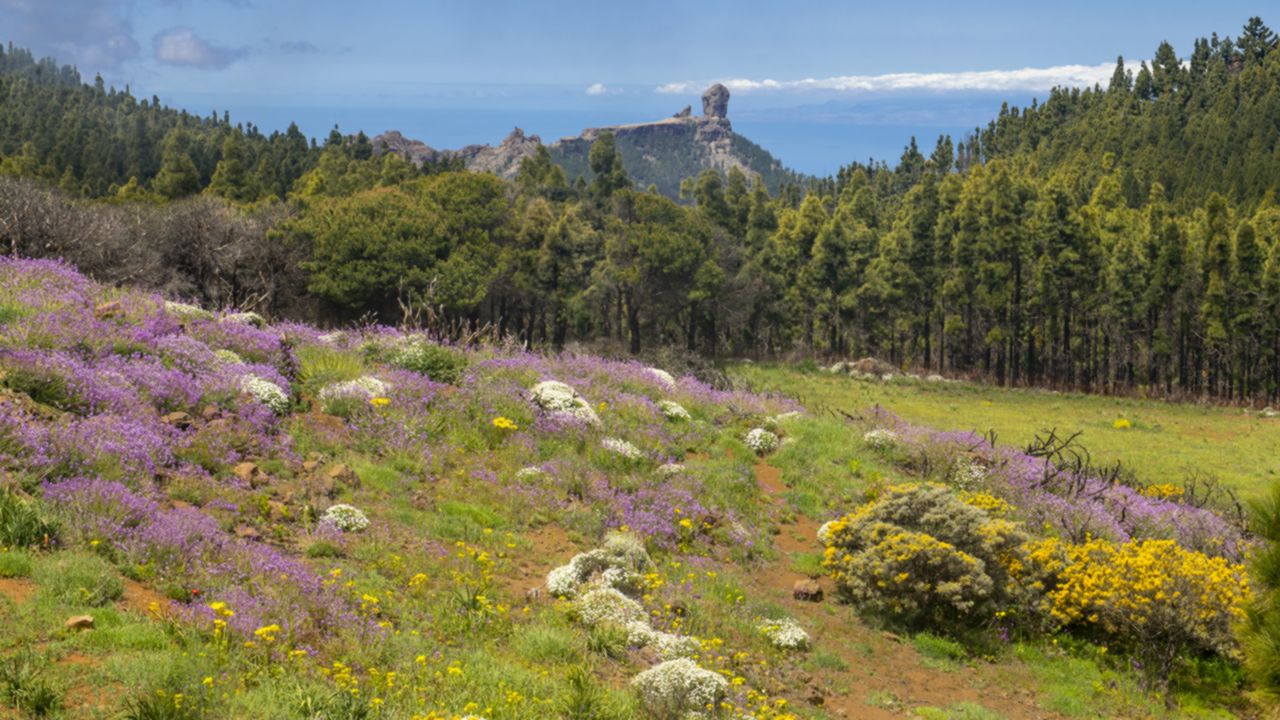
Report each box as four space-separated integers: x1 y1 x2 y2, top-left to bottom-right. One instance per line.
745 428 780 455
631 658 728 719
863 428 899 450
626 622 700 659
320 504 369 532
163 300 213 321
950 459 986 490
575 586 646 627
657 400 691 422
318 331 345 345
601 437 644 460
529 380 600 426
213 349 243 365
926 373 946 382
646 367 676 387
758 617 810 650
317 376 390 413
817 520 839 546
239 374 289 414
656 463 685 476
546 563 582 598
514 466 545 482
222 311 266 327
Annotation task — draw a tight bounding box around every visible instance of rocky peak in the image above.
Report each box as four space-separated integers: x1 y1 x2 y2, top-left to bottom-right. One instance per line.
702 83 729 119
673 105 692 119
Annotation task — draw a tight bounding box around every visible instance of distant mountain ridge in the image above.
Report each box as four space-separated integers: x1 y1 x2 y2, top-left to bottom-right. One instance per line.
371 84 805 198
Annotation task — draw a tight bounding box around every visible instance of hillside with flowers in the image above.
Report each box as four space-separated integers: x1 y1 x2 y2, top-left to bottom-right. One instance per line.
0 256 1267 719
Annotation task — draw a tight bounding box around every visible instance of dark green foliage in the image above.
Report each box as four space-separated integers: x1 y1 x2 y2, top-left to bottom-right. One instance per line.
122 692 205 720
1241 485 1280 707
0 490 57 548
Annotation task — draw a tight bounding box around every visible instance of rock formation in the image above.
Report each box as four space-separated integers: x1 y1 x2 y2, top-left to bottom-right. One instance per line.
370 83 797 197
701 83 730 119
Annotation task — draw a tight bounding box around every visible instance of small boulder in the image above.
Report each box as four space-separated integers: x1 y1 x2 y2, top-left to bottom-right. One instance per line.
793 579 824 603
161 411 193 428
232 462 265 487
93 301 122 320
325 463 360 489
64 615 94 630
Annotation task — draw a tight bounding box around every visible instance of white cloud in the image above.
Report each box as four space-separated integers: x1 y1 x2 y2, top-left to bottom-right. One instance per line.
585 82 609 96
153 27 244 69
657 63 1117 95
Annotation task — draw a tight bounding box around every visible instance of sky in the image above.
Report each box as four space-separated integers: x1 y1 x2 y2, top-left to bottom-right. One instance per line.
0 1 1270 174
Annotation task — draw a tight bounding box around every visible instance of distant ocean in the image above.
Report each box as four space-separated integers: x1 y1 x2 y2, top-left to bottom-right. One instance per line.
196 91 1038 178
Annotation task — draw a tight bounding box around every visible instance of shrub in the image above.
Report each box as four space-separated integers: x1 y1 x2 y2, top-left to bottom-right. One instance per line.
863 428 899 451
385 336 467 384
316 376 389 417
319 504 369 533
758 616 810 650
296 345 365 395
1241 485 1280 710
238 374 289 414
1046 537 1248 694
821 483 1027 628
0 490 57 548
745 428 779 455
34 552 123 606
600 437 643 461
546 532 652 598
631 658 728 718
529 380 600 426
0 550 33 578
657 400 690 422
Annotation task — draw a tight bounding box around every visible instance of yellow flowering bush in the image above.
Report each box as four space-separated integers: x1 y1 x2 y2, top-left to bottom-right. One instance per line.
821 483 1027 627
1045 538 1248 692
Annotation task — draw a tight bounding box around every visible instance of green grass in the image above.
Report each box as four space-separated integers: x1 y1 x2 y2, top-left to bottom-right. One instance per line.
913 702 1006 720
732 364 1280 499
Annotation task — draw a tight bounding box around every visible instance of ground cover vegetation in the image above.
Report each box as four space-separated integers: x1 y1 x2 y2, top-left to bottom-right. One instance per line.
0 257 1268 719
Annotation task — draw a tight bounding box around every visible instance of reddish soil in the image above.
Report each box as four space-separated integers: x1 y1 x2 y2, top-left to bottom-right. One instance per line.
0 577 35 605
751 458 1062 719
122 579 172 616
504 522 576 610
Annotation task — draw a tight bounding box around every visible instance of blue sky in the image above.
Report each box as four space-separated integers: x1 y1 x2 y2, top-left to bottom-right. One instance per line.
0 1 1270 174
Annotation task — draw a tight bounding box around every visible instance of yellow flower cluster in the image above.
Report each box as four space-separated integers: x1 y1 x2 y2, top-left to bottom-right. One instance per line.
369 396 391 407
1112 418 1132 429
962 491 1015 517
1141 483 1184 500
491 416 518 431
1046 538 1248 656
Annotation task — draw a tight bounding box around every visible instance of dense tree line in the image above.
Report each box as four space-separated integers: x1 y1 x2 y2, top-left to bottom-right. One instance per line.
0 20 1279 402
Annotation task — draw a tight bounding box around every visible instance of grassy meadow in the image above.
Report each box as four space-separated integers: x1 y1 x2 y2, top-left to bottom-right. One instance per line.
731 363 1280 501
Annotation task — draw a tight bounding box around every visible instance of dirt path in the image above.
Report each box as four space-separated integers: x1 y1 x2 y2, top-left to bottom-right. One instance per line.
752 458 1061 719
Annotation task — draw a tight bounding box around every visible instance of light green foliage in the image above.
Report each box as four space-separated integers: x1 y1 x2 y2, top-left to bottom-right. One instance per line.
0 490 57 548
34 552 123 607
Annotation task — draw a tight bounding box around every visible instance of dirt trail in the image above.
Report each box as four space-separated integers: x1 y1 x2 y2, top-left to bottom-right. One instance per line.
752 458 1061 719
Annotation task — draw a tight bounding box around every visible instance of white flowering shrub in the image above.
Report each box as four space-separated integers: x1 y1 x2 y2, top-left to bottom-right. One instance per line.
926 373 946 382
163 300 213 321
239 374 289 414
863 428 899 451
656 463 685 477
546 532 653 598
320 504 369 532
575 586 646 627
626 622 701 659
758 617 810 650
601 437 644 461
657 400 691 422
317 376 390 416
213 349 243 365
631 658 728 719
745 428 780 455
529 380 600 426
949 459 986 490
222 311 266 328
646 367 676 387
318 331 345 345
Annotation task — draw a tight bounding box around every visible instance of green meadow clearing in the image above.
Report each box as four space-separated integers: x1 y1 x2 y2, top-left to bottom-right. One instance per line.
731 364 1280 501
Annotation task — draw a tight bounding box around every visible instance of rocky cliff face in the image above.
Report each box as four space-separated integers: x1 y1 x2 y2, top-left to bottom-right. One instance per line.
371 84 800 199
